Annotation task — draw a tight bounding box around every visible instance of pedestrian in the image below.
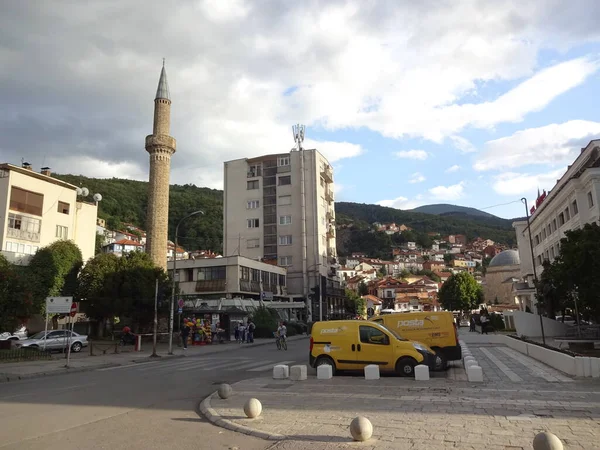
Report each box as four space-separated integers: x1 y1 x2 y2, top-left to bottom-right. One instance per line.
247 319 255 343
181 321 190 350
469 316 476 332
480 313 489 335
234 321 240 343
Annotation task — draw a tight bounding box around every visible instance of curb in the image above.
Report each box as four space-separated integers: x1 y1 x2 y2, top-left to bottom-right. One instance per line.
198 391 286 441
0 362 121 383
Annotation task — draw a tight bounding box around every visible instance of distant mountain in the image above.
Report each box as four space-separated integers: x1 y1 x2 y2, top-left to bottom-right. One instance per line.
410 204 497 218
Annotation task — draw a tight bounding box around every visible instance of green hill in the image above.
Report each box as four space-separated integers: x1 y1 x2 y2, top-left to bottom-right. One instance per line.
52 175 516 257
411 203 498 218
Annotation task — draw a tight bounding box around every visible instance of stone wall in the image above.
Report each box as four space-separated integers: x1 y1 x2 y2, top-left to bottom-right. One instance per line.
483 265 521 304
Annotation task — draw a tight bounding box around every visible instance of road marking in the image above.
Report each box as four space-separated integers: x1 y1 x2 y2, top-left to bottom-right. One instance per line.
234 360 279 370
247 361 295 372
479 348 523 382
97 361 158 371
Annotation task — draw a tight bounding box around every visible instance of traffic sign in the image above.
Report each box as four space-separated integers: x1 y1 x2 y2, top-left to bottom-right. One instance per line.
178 298 184 308
46 297 73 314
178 308 183 314
70 302 78 317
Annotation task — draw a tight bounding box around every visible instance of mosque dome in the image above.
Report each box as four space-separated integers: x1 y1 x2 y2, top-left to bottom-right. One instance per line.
489 249 520 267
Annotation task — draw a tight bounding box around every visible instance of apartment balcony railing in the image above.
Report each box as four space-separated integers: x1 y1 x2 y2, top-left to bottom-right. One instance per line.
321 165 333 183
325 189 334 202
195 280 226 292
1 250 32 266
7 228 40 243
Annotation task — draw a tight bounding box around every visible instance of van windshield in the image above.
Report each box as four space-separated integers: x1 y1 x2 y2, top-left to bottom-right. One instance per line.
379 324 408 341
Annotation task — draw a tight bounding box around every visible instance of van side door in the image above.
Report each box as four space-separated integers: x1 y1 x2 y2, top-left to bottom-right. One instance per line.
356 325 394 371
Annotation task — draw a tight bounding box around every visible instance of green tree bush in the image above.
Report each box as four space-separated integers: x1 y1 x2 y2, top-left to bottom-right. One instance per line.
0 255 34 332
438 272 483 312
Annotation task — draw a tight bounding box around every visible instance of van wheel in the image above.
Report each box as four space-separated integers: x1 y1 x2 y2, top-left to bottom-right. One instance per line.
396 357 417 377
315 356 336 376
432 347 447 371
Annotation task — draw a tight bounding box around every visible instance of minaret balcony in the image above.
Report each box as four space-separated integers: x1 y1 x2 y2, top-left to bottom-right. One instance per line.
145 134 177 152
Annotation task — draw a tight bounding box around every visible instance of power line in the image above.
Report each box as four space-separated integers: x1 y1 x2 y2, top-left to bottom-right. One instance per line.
477 199 523 211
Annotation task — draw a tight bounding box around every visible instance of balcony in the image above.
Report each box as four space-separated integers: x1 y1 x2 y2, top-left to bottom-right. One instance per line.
327 248 336 258
321 165 333 183
326 228 335 239
1 250 32 266
7 227 40 243
326 211 334 222
325 189 334 203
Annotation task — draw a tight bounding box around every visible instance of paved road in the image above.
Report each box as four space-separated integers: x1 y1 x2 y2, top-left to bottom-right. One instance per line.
0 338 308 450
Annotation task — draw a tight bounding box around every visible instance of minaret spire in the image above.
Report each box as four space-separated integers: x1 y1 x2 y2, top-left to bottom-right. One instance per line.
155 58 171 101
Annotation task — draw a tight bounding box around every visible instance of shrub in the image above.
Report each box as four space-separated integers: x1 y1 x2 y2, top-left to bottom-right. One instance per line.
489 314 505 330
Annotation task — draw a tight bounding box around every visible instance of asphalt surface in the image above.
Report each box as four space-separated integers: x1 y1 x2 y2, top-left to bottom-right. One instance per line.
0 338 309 450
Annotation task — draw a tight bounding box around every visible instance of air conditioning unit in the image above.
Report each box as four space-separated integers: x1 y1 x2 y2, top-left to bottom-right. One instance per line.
247 171 256 177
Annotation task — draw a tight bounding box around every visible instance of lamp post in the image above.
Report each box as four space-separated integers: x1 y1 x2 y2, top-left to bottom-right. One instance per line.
168 210 204 355
521 197 546 345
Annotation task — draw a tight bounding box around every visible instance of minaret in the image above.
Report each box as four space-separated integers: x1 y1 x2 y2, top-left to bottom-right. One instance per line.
145 60 176 270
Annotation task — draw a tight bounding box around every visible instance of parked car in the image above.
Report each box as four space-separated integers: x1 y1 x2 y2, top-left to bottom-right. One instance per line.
13 330 88 353
0 325 28 341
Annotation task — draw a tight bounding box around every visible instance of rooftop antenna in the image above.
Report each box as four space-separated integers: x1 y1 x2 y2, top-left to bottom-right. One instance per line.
292 124 305 151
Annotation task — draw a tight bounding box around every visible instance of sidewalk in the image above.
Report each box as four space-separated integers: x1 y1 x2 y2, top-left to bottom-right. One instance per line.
201 374 600 450
0 335 308 382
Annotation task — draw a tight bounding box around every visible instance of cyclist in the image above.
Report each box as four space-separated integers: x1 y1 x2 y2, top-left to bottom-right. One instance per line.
277 321 287 343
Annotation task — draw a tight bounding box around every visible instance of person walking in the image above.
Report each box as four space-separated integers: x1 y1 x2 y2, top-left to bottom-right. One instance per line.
469 316 476 332
480 313 490 335
247 320 255 343
181 322 190 350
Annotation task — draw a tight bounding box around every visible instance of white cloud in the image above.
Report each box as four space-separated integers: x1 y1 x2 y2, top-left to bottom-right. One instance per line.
492 168 566 196
474 120 600 171
306 139 364 163
408 172 426 183
429 181 466 201
394 150 429 160
445 164 461 173
376 196 423 210
333 183 344 194
450 136 477 153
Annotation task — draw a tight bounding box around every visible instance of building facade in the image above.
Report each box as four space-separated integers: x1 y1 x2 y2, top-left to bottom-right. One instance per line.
0 163 98 264
513 139 600 311
145 61 176 270
223 148 343 321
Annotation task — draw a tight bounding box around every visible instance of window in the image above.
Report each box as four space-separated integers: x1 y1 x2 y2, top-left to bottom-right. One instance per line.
588 191 594 208
9 187 43 216
278 156 290 166
552 219 557 232
247 218 260 228
251 268 260 282
534 235 540 246
55 225 68 239
278 195 291 206
240 266 250 280
550 247 555 259
247 180 259 190
57 201 70 214
247 164 262 177
279 256 293 266
572 200 578 215
279 215 292 225
278 176 291 186
270 272 278 286
247 238 260 248
564 207 570 221
359 326 389 345
279 235 292 245
537 255 542 265
197 266 226 280
278 274 286 286
542 229 546 240
547 224 551 235
558 213 564 227
247 200 260 209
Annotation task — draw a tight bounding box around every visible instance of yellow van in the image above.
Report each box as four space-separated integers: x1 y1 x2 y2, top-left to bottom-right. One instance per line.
371 311 461 370
309 320 437 377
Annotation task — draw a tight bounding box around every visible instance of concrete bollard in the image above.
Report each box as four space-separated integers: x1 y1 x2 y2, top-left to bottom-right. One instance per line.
350 416 373 441
414 364 430 381
364 364 380 380
217 383 232 399
244 398 262 418
463 356 475 368
533 432 563 450
467 365 484 382
465 359 478 369
272 364 289 379
290 365 307 381
317 364 333 380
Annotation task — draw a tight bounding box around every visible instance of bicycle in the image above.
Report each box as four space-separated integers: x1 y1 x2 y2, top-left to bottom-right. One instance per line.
273 332 287 350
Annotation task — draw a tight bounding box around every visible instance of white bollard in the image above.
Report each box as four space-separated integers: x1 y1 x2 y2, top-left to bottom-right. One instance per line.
217 383 232 399
414 364 430 381
317 364 333 380
244 398 262 418
350 416 373 441
463 356 475 368
467 365 484 382
533 432 563 450
465 359 478 369
290 365 307 381
364 364 380 380
272 364 289 379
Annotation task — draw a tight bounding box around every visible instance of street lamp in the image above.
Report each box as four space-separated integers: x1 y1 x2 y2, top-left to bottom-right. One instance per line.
521 197 546 345
168 209 204 355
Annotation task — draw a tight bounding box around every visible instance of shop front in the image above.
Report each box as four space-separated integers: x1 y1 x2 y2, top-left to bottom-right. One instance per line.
181 307 247 345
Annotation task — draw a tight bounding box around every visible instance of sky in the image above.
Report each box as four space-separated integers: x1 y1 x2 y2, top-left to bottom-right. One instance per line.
1 1 600 219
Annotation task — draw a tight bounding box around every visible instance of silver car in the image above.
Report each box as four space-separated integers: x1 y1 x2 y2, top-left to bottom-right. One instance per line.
14 330 88 353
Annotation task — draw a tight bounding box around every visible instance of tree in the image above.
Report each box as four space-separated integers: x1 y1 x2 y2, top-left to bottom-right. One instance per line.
76 252 120 322
378 266 387 277
0 255 34 332
540 223 600 322
95 233 105 255
415 269 441 282
357 281 369 296
438 272 483 312
443 254 455 264
26 240 83 313
481 257 492 275
345 289 366 317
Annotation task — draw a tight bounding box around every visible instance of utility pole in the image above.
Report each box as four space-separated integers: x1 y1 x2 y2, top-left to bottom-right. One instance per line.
151 277 159 358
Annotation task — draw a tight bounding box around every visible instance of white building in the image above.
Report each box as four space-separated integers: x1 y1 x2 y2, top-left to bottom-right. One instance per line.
513 139 600 311
0 163 98 265
223 148 345 321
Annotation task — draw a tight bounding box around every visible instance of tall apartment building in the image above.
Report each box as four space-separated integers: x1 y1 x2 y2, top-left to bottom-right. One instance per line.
0 163 98 265
512 139 600 312
223 149 344 321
